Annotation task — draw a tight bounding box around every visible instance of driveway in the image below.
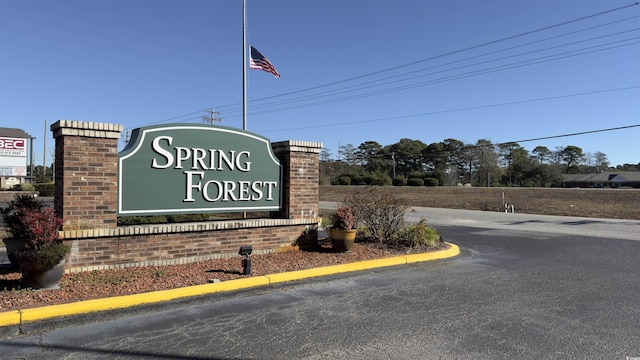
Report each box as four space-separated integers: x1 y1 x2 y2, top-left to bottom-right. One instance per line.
321 201 640 241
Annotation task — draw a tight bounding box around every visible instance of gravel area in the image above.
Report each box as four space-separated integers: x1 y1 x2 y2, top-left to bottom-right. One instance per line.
1 240 442 311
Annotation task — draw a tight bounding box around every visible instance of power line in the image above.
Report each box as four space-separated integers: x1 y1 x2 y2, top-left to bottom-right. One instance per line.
135 3 639 130
256 86 640 133
507 124 640 145
238 39 638 118
215 27 639 118
217 2 640 108
222 31 639 117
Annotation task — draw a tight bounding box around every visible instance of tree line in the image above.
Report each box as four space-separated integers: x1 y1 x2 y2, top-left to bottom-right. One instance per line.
320 138 639 187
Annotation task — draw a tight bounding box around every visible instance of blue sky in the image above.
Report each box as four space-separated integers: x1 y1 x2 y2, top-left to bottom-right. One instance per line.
1 0 639 167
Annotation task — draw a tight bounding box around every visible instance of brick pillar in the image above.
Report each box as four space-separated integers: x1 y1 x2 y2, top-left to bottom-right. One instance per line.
272 140 322 220
51 120 122 230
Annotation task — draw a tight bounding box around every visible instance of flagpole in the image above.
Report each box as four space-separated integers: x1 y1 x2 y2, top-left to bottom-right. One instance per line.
242 0 247 131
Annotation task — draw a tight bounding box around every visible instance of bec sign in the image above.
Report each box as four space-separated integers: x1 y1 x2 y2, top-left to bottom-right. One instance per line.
0 137 26 156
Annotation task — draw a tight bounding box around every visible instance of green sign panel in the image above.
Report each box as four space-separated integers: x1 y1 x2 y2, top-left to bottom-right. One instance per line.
118 124 281 216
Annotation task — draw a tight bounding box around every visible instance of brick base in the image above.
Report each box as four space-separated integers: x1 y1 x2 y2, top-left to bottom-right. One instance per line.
51 120 322 272
63 219 318 272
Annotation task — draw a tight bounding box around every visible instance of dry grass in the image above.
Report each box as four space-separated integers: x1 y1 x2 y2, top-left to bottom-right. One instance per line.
320 185 640 220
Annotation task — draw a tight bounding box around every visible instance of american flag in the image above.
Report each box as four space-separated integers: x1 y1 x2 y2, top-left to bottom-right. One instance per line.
250 46 280 78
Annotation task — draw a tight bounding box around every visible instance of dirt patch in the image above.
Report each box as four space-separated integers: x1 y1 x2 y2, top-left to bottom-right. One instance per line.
321 186 640 220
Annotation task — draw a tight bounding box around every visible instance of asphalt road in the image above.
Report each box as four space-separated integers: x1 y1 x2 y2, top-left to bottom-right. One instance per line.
1 207 639 359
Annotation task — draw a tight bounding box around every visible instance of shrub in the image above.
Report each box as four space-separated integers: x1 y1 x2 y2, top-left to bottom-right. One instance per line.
34 182 55 196
395 219 442 251
1 194 69 270
392 176 406 186
166 213 209 222
118 215 168 225
1 194 46 239
407 171 426 179
407 178 424 186
13 183 35 191
341 187 407 243
363 173 392 186
424 177 439 187
350 174 366 185
362 174 375 185
373 174 392 186
336 176 351 185
320 216 332 228
117 213 214 225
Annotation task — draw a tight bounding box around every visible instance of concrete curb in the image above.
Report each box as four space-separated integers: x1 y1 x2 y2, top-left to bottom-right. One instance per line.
0 243 459 327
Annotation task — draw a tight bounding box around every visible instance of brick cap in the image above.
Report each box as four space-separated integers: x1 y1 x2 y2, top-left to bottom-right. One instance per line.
60 217 321 239
51 120 123 139
272 140 323 154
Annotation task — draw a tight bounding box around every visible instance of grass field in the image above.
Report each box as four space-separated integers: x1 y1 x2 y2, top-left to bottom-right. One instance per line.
320 185 640 220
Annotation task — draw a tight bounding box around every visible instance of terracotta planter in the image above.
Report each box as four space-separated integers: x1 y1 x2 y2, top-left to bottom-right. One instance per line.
19 259 66 290
2 238 26 270
329 228 357 252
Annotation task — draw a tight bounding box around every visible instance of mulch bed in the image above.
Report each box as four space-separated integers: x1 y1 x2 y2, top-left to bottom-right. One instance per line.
1 239 444 311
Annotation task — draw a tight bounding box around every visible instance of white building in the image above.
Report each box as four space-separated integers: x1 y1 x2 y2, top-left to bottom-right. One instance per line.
0 127 34 189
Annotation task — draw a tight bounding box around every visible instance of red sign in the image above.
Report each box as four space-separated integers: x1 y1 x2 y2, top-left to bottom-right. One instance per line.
0 137 27 158
0 138 26 150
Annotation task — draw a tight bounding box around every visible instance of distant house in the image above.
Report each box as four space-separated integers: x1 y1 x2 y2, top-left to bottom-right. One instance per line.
561 171 640 188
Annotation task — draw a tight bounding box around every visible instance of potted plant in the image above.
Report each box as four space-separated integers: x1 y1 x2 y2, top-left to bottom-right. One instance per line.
1 194 69 289
329 206 357 252
1 194 43 269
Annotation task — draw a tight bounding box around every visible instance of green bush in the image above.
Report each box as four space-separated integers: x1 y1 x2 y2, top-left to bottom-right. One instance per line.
118 215 168 225
166 213 210 222
16 243 70 270
361 174 373 185
351 174 366 185
407 171 426 179
363 173 392 186
392 176 406 186
336 176 351 185
372 174 392 186
13 183 35 191
341 187 407 243
424 177 439 187
34 182 55 196
407 178 424 186
117 213 212 225
35 174 52 183
395 219 442 250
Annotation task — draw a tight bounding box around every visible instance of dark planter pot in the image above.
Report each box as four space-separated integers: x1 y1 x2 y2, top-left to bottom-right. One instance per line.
329 229 357 252
2 238 26 270
19 259 66 290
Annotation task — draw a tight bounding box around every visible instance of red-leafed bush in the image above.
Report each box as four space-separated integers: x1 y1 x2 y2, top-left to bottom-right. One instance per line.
331 206 355 230
1 194 69 270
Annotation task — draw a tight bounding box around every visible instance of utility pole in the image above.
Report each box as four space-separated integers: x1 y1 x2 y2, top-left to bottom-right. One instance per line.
202 108 222 125
392 152 396 179
43 119 47 176
124 129 131 146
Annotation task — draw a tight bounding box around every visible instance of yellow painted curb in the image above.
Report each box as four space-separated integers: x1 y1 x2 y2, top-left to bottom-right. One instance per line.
265 257 408 284
10 276 270 325
404 242 460 263
1 242 459 327
0 311 21 327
